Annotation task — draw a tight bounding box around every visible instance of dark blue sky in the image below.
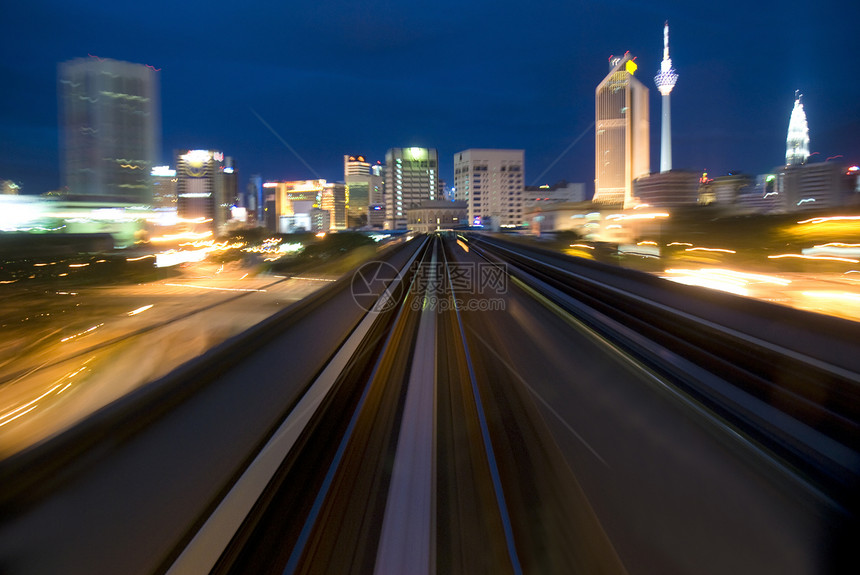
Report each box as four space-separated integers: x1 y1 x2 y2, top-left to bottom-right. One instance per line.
1 0 858 195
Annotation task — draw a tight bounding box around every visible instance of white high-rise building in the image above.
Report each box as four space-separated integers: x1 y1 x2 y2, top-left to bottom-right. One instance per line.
59 57 160 204
654 21 678 173
453 149 525 228
594 53 650 207
384 147 438 229
786 93 810 166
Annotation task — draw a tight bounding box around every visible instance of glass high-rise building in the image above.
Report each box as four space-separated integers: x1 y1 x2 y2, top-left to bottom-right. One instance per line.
594 53 650 207
59 57 160 204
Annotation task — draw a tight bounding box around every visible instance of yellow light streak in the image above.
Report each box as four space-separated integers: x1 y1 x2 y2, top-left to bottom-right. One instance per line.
685 247 737 254
570 244 595 249
164 283 267 293
768 254 860 263
797 215 860 225
801 291 860 302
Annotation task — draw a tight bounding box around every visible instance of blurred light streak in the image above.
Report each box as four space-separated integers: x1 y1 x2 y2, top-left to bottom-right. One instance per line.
570 244 595 249
606 212 670 221
685 247 737 254
164 283 266 293
797 215 860 225
768 254 859 263
126 254 156 262
457 239 469 252
667 242 693 247
127 304 154 316
151 231 213 243
61 323 104 343
801 291 860 303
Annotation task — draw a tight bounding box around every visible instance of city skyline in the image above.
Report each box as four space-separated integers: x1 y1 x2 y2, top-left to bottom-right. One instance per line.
2 1 858 197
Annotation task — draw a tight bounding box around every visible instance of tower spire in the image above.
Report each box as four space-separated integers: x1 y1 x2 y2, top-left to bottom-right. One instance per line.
786 92 810 166
655 21 678 172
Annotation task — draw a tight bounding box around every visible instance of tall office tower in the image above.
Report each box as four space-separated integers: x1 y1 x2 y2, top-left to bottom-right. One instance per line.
654 21 678 173
176 150 230 233
59 57 160 204
384 147 438 229
594 53 650 207
344 154 382 227
786 92 810 166
453 149 525 228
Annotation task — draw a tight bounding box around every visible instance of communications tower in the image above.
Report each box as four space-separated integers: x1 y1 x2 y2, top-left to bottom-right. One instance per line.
654 21 678 173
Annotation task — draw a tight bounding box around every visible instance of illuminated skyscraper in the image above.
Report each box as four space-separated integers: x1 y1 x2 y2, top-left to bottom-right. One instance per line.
344 155 382 227
59 57 160 204
786 93 810 166
654 21 678 173
176 150 233 233
385 147 438 229
594 53 650 207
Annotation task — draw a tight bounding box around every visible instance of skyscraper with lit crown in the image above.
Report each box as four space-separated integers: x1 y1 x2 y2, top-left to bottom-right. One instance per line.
654 21 678 173
594 53 650 207
786 93 810 166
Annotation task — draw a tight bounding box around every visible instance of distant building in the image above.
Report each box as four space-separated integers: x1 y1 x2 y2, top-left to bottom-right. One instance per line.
59 57 160 204
524 181 586 208
633 171 699 207
594 52 650 207
710 174 753 205
1 180 20 195
385 147 438 229
344 155 383 227
151 166 177 209
264 179 345 232
406 200 467 233
779 161 847 211
453 149 525 228
175 150 234 234
321 181 348 230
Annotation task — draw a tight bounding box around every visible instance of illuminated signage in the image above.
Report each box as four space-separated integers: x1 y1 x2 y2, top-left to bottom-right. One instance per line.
625 60 638 75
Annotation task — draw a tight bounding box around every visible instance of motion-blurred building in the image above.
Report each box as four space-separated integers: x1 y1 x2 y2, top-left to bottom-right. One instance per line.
633 171 699 207
406 200 467 233
151 166 177 209
264 179 345 233
175 150 235 234
385 147 438 230
344 155 383 228
594 53 650 208
59 57 160 204
524 181 586 208
453 149 525 228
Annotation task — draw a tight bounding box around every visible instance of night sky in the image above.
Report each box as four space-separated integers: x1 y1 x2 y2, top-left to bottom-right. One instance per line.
2 0 858 196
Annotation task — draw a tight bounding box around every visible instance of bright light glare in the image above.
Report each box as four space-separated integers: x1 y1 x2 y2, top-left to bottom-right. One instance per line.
570 244 595 249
